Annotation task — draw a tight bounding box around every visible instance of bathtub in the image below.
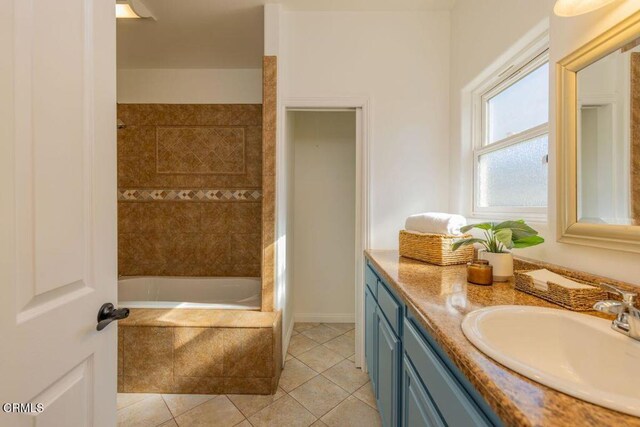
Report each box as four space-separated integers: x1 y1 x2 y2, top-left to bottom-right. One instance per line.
118 276 262 310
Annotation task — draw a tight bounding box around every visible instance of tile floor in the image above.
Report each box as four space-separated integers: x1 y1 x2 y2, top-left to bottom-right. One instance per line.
117 322 381 427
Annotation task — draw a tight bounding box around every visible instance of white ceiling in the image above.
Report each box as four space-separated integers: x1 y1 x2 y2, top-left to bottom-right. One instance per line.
117 0 455 69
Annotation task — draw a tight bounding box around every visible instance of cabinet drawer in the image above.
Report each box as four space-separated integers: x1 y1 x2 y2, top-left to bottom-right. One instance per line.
403 318 491 427
402 355 445 427
365 264 378 298
377 313 400 427
377 281 401 336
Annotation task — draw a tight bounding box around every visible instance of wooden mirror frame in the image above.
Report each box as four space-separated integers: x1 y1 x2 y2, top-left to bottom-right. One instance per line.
557 10 640 253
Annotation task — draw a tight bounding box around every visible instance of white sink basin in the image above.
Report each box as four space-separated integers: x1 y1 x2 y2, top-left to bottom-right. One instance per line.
462 305 640 417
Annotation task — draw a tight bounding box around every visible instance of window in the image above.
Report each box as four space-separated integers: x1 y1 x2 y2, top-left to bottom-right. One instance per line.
473 49 549 219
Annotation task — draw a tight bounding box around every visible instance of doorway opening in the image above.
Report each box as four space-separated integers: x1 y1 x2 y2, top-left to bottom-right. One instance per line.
278 102 370 370
289 110 357 322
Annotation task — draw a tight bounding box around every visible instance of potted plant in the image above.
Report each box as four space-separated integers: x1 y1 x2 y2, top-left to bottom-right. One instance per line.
452 220 544 281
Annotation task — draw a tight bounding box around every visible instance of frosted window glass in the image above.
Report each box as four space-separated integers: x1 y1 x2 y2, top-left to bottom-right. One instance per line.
487 63 549 144
477 135 548 207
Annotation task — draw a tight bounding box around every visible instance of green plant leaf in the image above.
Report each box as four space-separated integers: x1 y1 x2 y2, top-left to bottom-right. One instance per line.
511 228 537 241
494 228 513 248
460 223 492 233
494 220 538 235
451 238 486 251
512 235 545 248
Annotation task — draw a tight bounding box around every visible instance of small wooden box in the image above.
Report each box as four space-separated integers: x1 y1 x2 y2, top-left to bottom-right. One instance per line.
399 230 474 266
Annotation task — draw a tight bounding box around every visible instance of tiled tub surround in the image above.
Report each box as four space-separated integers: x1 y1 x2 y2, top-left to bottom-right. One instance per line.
116 322 381 427
261 56 277 312
117 103 262 277
632 52 640 224
365 250 640 427
118 309 282 395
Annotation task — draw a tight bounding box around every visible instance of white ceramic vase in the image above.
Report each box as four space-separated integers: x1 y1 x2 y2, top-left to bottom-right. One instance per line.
479 251 513 282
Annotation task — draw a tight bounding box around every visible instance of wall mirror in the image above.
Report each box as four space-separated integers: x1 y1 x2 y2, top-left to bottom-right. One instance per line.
557 10 640 252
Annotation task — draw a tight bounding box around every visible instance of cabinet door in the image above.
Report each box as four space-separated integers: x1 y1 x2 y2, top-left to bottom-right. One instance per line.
377 313 401 427
402 356 445 427
365 286 378 394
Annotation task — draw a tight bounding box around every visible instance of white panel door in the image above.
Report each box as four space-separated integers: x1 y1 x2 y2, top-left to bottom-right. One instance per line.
0 0 117 426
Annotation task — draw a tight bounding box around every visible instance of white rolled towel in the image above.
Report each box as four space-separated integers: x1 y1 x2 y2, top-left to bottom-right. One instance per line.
404 212 467 236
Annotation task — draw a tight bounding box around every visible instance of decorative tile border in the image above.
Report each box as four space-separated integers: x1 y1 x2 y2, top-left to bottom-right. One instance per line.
118 188 262 202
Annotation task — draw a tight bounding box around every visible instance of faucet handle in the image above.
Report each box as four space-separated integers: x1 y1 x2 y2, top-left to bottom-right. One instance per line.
599 283 637 305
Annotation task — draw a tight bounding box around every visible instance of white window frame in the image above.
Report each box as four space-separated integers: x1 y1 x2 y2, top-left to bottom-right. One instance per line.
471 41 550 222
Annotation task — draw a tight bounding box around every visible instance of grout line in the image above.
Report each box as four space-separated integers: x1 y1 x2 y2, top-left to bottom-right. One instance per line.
156 395 175 427
116 394 155 412
226 393 255 421
163 394 218 421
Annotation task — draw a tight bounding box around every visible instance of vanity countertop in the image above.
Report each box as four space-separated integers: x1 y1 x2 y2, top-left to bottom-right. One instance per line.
364 249 640 427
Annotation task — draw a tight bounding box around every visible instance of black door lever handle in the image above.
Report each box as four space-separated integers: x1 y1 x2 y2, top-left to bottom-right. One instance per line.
97 303 130 331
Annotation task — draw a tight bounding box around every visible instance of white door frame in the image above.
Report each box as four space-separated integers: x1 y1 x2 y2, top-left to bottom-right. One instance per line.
277 97 371 370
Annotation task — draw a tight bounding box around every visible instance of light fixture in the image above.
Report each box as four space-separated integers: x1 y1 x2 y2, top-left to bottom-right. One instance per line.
116 0 155 20
553 0 618 17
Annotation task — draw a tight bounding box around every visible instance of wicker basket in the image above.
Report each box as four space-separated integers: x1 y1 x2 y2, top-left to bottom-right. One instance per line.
514 270 607 311
399 230 474 266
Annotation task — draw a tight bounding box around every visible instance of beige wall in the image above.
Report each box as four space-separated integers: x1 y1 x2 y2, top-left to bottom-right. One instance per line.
281 10 451 249
449 0 640 285
291 111 356 322
117 104 262 277
117 68 262 104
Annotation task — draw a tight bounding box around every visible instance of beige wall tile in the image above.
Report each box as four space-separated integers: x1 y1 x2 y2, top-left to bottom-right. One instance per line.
632 53 640 223
118 328 124 376
156 127 246 175
123 327 173 378
172 376 225 394
201 203 232 233
174 328 224 377
230 203 262 233
223 328 272 378
231 234 261 265
261 56 277 312
117 103 263 277
123 374 173 393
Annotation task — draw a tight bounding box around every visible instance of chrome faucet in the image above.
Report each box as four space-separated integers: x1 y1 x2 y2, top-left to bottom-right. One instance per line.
593 283 640 341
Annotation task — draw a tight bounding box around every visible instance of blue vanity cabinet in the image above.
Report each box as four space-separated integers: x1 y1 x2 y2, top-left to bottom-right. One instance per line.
365 285 378 396
376 310 401 427
402 355 445 427
364 264 402 427
365 260 502 427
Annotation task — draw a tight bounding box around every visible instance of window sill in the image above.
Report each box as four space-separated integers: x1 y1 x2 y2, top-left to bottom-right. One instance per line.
467 211 548 225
